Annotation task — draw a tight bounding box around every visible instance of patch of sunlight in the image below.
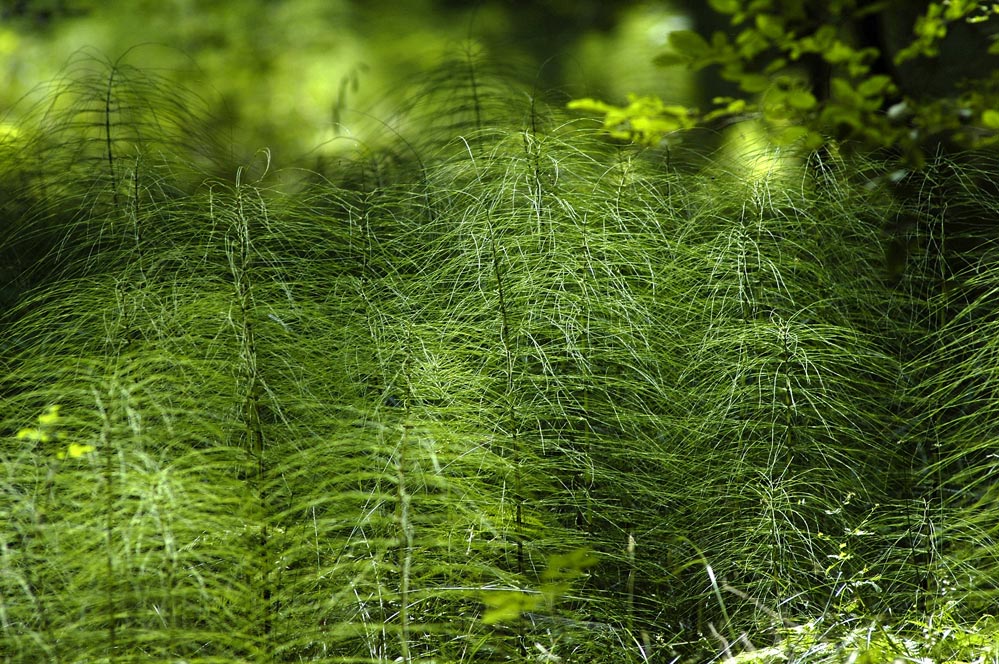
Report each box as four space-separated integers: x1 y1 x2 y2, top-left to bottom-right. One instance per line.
57 443 96 460
0 122 21 141
716 120 803 188
0 27 19 56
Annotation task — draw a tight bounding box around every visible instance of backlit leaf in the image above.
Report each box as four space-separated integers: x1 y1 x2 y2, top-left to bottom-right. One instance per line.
57 443 96 460
668 30 711 58
709 0 741 14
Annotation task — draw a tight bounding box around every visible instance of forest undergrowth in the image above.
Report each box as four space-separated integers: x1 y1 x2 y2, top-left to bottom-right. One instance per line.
2 49 999 663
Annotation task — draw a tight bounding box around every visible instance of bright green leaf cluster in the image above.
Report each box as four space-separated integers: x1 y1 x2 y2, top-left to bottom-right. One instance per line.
897 0 999 63
16 405 64 444
56 443 96 460
568 1 999 164
567 94 695 146
481 589 540 625
15 405 95 460
481 548 597 624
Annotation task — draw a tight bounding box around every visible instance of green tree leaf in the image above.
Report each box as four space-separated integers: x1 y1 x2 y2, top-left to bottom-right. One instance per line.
755 13 786 40
785 89 817 110
668 29 712 59
709 0 742 15
737 72 771 92
653 51 690 67
857 75 893 98
56 443 96 460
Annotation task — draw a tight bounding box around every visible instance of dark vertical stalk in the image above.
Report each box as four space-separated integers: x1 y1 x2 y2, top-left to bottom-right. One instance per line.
104 67 119 212
94 391 117 662
23 461 62 663
130 154 146 288
229 171 272 661
485 204 528 657
488 229 522 575
777 316 795 470
465 48 482 137
396 417 413 664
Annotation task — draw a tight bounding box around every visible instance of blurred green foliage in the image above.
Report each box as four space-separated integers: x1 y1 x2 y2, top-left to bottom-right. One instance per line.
571 0 999 166
1 0 685 165
11 1 999 170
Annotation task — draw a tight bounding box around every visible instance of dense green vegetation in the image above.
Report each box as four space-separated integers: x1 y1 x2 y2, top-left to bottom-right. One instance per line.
575 1 999 167
3 8 999 663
